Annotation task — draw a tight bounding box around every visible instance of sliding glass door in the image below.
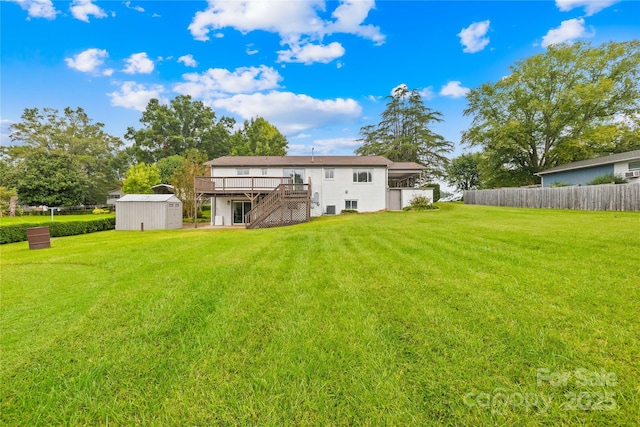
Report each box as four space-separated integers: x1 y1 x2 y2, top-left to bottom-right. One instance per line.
232 201 252 224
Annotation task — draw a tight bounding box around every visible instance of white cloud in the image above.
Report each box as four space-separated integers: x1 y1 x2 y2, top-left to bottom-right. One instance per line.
123 52 154 74
246 46 259 55
277 42 345 64
420 87 435 100
555 0 619 16
541 18 594 48
124 1 144 13
188 0 384 64
212 91 362 134
324 0 385 45
174 65 283 98
70 0 107 23
107 81 166 111
10 0 58 19
308 137 360 154
177 54 198 67
439 81 470 98
458 20 491 53
292 133 312 139
65 48 109 74
188 0 324 42
366 95 381 102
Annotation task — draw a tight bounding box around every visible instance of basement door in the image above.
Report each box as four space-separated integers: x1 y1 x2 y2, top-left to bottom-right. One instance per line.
232 201 252 224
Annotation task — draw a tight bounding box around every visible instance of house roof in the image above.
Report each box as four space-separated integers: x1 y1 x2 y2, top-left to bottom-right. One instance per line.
537 150 640 175
205 155 426 170
117 194 181 203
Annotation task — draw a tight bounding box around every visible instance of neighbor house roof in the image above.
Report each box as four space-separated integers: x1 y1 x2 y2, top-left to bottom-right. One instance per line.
205 156 426 170
117 194 181 203
537 150 640 175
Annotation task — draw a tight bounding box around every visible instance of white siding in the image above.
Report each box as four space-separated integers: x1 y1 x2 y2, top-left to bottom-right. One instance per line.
401 188 434 208
209 164 389 225
614 160 640 183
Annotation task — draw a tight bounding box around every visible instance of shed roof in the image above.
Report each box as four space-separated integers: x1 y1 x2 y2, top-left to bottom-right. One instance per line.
537 150 640 175
117 194 181 203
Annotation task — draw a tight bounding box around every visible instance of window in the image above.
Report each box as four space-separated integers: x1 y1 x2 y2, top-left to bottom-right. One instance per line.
629 161 640 171
326 205 336 215
353 169 372 183
345 200 358 210
261 168 268 176
237 168 249 176
283 168 305 184
324 168 334 179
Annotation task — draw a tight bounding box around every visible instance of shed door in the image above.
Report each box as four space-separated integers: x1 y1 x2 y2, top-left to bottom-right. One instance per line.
387 189 402 210
168 203 182 227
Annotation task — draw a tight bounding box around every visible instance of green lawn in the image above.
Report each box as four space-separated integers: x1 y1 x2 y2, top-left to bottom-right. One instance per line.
1 204 639 425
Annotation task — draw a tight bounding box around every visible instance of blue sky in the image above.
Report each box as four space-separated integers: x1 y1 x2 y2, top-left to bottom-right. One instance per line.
2 0 639 159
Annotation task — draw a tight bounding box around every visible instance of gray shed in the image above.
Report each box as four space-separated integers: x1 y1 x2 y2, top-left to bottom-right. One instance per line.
116 194 183 231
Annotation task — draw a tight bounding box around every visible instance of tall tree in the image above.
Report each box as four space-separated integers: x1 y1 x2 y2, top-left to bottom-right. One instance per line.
122 163 161 194
447 152 483 191
8 107 123 204
168 149 207 219
230 117 288 156
125 95 235 163
157 155 184 184
463 41 640 187
16 150 87 206
355 85 452 180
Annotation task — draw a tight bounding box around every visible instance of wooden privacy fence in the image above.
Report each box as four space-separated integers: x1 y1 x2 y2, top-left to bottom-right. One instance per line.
464 184 640 211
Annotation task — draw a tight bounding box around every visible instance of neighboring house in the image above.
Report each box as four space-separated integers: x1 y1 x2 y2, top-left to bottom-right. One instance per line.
107 189 124 206
116 194 183 231
195 156 431 228
537 150 640 187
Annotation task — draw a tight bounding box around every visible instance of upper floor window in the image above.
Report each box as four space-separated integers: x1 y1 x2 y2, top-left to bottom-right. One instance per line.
325 168 335 179
353 169 372 183
237 168 249 175
261 168 268 176
629 161 640 171
284 168 305 184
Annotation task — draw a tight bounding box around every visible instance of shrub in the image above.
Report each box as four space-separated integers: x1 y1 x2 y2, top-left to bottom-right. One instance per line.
341 209 358 214
0 218 116 244
403 195 437 211
550 182 569 188
588 174 627 185
92 208 109 214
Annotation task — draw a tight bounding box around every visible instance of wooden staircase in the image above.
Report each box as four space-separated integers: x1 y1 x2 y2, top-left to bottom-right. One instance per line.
245 183 311 229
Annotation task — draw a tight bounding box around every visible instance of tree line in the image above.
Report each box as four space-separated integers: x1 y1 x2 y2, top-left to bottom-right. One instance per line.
1 40 638 211
0 96 288 215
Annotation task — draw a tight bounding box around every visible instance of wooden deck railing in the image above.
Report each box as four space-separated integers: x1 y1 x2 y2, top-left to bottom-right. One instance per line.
195 176 292 194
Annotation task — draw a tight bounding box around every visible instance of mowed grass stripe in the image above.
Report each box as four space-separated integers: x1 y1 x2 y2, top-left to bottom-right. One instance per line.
1 204 639 425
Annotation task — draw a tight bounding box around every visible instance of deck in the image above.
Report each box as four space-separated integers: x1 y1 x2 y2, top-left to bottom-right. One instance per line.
194 176 292 195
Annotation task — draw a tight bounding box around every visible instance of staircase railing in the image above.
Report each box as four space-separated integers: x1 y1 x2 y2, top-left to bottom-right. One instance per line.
245 183 310 229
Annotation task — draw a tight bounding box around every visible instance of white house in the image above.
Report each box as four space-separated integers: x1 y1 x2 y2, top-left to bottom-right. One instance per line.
537 150 640 187
116 194 183 231
195 156 431 228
